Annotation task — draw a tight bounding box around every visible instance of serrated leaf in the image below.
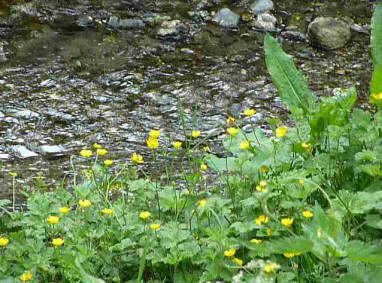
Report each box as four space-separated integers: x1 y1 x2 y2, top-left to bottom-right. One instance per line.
265 33 316 115
75 257 106 283
365 214 382 229
346 241 382 264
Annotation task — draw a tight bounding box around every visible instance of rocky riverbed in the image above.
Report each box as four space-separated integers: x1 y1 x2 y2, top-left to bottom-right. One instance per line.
0 0 376 198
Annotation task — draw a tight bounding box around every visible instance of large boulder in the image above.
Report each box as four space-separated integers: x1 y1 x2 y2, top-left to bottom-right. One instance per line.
212 8 240 28
308 17 351 50
251 0 273 15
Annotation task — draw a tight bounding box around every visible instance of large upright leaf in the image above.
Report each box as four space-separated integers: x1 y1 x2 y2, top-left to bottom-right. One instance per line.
371 2 382 68
265 34 316 115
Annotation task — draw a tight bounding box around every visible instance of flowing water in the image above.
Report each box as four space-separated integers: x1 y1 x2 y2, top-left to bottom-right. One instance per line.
0 0 375 198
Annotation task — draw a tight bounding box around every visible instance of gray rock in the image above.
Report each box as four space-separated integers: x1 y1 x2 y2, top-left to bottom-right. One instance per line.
251 0 274 15
0 111 4 118
76 16 93 28
119 19 145 29
157 20 181 37
255 12 276 30
308 17 351 50
0 153 11 160
212 8 240 28
10 145 38 158
39 145 66 155
0 44 6 62
108 16 119 29
11 109 40 119
45 109 75 122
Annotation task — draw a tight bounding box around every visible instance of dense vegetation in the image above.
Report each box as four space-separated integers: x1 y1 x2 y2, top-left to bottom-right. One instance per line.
1 3 382 282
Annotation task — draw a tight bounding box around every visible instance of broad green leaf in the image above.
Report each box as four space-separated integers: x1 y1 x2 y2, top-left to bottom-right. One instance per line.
371 2 382 68
75 257 106 283
265 33 316 115
346 241 382 264
247 236 312 255
365 214 382 229
370 64 382 108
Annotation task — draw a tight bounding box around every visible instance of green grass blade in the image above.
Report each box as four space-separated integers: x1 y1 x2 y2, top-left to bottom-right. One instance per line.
265 34 316 115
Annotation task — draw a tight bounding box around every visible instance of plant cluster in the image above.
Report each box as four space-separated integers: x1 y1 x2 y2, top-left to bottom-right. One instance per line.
1 3 382 282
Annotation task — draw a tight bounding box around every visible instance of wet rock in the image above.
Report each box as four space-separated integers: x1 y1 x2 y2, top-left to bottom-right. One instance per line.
281 30 307 42
108 16 119 29
10 2 40 19
212 8 240 28
51 9 78 29
11 109 40 119
0 111 4 118
0 153 11 160
39 145 66 156
157 20 187 37
76 16 93 28
119 19 145 29
10 145 38 159
251 0 273 15
0 44 6 62
308 17 351 50
45 109 75 122
40 79 57 88
255 12 276 31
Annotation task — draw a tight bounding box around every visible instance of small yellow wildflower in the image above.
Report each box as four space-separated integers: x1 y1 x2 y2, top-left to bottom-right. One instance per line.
250 238 262 244
131 152 144 164
93 143 102 149
139 211 151 220
294 252 302 256
224 248 236 257
226 116 235 123
0 237 9 247
147 137 159 149
102 208 115 215
173 141 182 149
227 127 239 137
191 130 201 138
260 165 269 173
104 159 113 166
150 223 161 231
372 92 382 100
149 129 161 139
281 218 294 227
302 210 314 218
96 148 108 156
80 149 93 158
283 253 295 258
275 126 288 138
20 270 33 282
59 206 70 214
264 262 279 273
78 199 92 209
299 179 305 186
255 185 267 193
9 172 18 178
259 180 267 188
301 142 311 152
47 216 59 225
197 198 207 208
200 163 207 171
266 228 272 236
52 238 64 247
232 257 243 266
184 189 190 196
255 215 269 225
243 109 256 117
240 141 250 150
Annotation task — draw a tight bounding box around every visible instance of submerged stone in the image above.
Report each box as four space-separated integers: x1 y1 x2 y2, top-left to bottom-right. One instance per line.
251 0 274 15
308 17 351 50
39 145 66 155
108 16 119 29
10 145 38 159
119 19 145 29
212 8 240 28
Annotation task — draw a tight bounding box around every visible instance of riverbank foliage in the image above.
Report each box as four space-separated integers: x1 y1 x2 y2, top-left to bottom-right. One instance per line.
1 3 382 283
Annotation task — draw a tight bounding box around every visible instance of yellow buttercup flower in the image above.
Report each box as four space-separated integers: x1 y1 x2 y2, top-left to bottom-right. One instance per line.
227 127 239 137
302 210 314 218
224 248 236 257
59 206 70 214
250 238 262 244
266 228 272 236
232 257 243 266
93 143 102 149
197 198 207 208
149 129 161 139
243 109 256 117
147 137 159 149
264 262 279 273
184 189 190 196
200 163 207 171
255 214 269 225
275 126 288 138
52 238 64 247
240 141 250 150
191 130 201 138
259 180 267 188
283 253 295 258
281 218 294 227
150 223 161 231
79 199 92 209
301 142 311 152
226 116 235 124
20 270 33 282
173 141 182 149
372 92 382 101
255 185 267 193
47 216 59 225
131 152 144 164
104 159 113 166
139 211 151 220
0 237 9 247
102 208 115 215
299 179 305 186
260 165 269 173
96 148 108 156
80 149 93 158
9 172 18 178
